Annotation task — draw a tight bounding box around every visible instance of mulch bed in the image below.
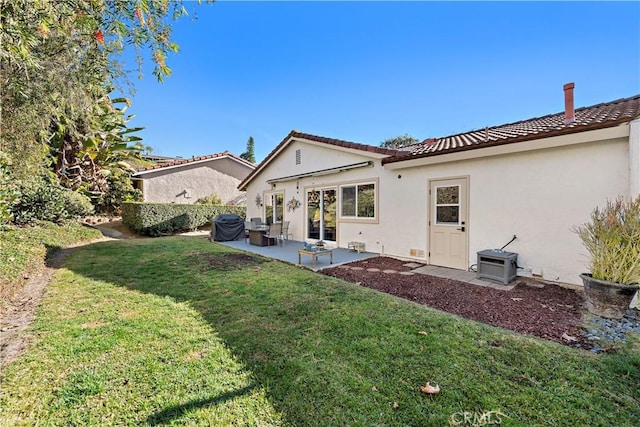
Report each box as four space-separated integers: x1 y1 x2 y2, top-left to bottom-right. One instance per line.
321 256 588 348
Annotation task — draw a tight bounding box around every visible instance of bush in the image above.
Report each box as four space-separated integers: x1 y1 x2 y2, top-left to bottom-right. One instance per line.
195 193 223 205
11 178 94 225
94 168 142 215
0 152 19 225
573 196 640 285
66 190 96 218
122 202 246 236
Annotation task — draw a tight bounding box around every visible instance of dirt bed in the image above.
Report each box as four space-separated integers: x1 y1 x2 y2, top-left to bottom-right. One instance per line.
322 257 589 348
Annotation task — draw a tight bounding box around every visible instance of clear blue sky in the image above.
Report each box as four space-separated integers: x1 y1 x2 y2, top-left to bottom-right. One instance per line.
124 1 640 162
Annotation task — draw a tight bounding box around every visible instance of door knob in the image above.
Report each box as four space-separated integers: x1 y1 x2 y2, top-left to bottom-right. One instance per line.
457 226 465 232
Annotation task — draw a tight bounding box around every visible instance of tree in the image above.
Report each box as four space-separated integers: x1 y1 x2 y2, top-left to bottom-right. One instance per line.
379 134 419 149
0 0 211 218
1 0 200 171
240 136 256 163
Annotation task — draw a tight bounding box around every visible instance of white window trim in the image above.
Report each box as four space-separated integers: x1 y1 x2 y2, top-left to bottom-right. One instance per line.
339 181 378 222
433 184 461 226
264 191 284 223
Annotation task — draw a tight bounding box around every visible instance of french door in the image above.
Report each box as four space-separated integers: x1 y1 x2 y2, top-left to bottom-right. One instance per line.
306 188 336 242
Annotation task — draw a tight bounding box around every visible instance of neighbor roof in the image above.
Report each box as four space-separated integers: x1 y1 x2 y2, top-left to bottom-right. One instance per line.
382 94 640 164
133 151 255 176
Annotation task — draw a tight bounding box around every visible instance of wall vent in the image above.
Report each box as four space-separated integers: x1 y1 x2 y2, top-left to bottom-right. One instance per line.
477 250 518 284
295 149 301 165
410 249 425 257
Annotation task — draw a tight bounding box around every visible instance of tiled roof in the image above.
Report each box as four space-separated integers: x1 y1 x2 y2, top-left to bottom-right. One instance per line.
289 131 403 156
382 94 640 164
134 151 255 174
238 130 403 190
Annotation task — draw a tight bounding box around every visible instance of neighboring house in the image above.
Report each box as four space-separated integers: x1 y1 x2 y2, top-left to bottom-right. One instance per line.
133 151 255 205
239 84 640 285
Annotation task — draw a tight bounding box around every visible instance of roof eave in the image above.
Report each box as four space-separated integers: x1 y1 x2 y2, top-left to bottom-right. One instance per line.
382 118 636 165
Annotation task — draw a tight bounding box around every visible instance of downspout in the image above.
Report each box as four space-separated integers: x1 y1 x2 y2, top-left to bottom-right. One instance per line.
630 118 640 199
629 118 640 309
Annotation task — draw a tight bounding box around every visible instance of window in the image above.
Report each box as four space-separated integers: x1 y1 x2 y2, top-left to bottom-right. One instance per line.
434 185 460 224
264 192 284 224
341 183 375 218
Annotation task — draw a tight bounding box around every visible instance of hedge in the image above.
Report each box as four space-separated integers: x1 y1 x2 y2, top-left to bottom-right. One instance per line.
122 202 246 236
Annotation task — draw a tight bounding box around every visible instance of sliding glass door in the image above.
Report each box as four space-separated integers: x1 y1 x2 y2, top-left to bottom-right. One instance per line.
306 188 336 242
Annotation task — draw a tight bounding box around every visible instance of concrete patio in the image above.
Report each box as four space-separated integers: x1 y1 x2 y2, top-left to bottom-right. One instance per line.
217 238 516 289
217 239 377 271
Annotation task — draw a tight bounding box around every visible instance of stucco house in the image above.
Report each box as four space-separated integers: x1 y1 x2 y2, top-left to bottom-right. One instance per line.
239 84 640 286
132 151 255 205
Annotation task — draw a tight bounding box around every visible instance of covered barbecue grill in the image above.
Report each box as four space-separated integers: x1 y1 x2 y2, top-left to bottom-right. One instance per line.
210 214 245 241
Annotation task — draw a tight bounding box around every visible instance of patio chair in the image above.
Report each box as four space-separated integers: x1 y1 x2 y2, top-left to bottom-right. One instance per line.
280 221 292 245
250 217 263 227
244 221 253 243
263 223 282 247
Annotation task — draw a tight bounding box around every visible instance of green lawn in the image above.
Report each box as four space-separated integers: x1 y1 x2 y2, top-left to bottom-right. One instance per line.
2 237 639 425
0 221 101 311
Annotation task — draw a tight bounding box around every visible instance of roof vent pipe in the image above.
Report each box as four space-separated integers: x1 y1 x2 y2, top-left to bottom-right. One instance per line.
563 82 575 124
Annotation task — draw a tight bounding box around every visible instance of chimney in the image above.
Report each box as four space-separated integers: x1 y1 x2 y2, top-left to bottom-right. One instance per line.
563 82 575 124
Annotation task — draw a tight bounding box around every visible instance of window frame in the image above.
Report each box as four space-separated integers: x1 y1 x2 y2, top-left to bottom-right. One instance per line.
339 180 378 222
263 191 284 224
433 184 461 226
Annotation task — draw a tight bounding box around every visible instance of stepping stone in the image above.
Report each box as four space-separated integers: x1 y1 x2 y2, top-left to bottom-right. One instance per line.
351 267 365 271
402 262 423 268
338 265 351 269
366 268 381 272
382 269 398 274
524 282 545 288
399 271 415 276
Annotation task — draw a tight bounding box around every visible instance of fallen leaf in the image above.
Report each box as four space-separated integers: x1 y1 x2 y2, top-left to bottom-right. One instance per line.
561 332 578 342
371 386 378 392
420 382 440 394
393 401 399 409
418 331 428 336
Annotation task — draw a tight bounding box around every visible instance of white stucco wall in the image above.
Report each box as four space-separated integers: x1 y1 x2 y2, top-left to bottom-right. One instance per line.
246 129 632 286
139 158 251 204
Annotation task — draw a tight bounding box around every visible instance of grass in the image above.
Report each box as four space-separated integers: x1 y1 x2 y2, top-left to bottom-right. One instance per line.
0 221 102 311
1 236 639 425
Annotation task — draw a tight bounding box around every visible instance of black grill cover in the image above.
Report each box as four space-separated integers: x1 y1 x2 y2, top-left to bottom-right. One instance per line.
211 214 245 241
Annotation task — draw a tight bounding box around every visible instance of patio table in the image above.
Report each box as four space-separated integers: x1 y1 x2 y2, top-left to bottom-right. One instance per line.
298 248 334 267
247 225 272 246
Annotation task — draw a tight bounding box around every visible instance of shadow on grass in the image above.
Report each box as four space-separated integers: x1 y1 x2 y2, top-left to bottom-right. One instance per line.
60 237 640 426
146 385 256 425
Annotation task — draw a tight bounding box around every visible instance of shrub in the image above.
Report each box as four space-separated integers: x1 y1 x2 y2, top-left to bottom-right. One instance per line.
573 196 640 285
0 152 19 225
94 168 142 215
195 193 223 205
65 190 96 218
11 178 94 225
122 202 246 236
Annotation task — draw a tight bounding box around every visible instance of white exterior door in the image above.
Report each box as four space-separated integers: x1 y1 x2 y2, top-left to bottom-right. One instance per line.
429 177 469 270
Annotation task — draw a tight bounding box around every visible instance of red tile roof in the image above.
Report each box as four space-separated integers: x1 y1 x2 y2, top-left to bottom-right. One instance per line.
239 93 639 188
238 130 404 190
383 94 640 164
134 151 255 174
